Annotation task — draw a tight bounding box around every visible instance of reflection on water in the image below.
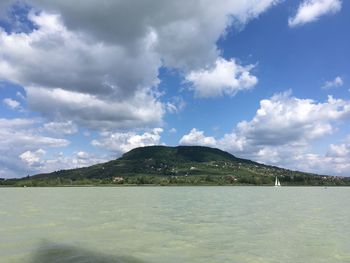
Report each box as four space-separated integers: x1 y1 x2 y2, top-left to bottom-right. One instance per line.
29 241 146 263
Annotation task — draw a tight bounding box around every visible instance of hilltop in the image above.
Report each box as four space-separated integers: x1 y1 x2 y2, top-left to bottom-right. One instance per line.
2 146 349 186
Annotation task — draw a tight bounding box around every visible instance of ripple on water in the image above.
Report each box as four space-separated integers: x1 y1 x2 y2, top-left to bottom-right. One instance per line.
0 186 349 263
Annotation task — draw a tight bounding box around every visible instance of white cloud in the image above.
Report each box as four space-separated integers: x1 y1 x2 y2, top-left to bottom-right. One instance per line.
234 91 350 145
294 142 350 176
43 120 78 135
179 92 350 175
289 0 342 27
179 128 217 147
3 98 21 110
68 151 111 168
166 97 186 114
0 117 70 178
166 103 178 114
20 148 45 166
26 86 164 130
28 0 279 69
0 1 279 131
0 117 109 177
0 11 163 130
0 11 161 127
76 151 89 159
19 149 111 174
0 117 36 128
0 0 283 177
92 128 163 153
0 118 69 148
218 133 248 153
186 57 258 98
327 143 349 157
322 76 344 89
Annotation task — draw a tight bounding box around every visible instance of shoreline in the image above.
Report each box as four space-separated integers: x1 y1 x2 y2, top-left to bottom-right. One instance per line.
1 184 348 188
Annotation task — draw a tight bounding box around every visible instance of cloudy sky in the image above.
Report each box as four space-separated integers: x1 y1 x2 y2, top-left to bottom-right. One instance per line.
0 0 349 178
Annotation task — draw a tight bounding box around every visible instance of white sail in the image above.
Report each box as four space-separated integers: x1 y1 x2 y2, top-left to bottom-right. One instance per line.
275 176 281 187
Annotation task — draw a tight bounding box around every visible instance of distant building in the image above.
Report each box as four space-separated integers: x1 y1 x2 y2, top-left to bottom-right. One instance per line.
113 177 124 183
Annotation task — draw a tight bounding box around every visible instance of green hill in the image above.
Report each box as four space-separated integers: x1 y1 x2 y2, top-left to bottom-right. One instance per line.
2 146 349 186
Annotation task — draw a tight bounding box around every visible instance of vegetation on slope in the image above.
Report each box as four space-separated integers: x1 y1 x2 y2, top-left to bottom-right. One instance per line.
1 146 349 186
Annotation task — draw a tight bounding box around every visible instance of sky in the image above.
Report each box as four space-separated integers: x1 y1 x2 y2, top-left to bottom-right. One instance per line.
0 0 349 178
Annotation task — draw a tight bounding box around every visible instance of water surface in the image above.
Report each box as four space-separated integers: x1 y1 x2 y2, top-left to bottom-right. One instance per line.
1 187 349 263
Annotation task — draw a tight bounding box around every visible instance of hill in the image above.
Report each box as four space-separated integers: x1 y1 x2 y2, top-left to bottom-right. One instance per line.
2 146 349 186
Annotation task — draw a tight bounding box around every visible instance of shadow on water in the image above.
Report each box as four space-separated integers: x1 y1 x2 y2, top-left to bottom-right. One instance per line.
28 241 149 263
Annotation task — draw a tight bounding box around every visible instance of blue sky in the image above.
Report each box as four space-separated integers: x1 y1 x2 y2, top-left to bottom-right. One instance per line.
0 0 349 178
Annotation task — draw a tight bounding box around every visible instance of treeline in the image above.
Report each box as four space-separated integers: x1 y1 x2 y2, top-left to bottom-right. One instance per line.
1 174 349 187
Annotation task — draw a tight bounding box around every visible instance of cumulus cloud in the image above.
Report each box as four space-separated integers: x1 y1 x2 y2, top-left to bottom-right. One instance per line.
0 11 163 130
28 0 279 69
92 128 163 153
234 91 350 145
0 117 109 177
0 117 70 178
186 58 258 98
26 87 164 130
179 92 350 175
19 148 45 166
179 128 217 147
0 1 279 131
0 0 282 177
0 11 160 97
295 142 350 176
18 150 111 175
65 151 111 169
0 118 69 148
3 98 21 110
322 76 344 89
289 0 342 27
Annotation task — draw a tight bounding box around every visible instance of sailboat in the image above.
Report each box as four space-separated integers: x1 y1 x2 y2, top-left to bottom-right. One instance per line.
274 176 281 187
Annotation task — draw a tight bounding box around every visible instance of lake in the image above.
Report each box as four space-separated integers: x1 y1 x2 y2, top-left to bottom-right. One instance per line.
0 186 349 263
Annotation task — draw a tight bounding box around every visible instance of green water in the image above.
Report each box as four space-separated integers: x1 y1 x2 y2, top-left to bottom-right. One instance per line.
0 187 349 263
